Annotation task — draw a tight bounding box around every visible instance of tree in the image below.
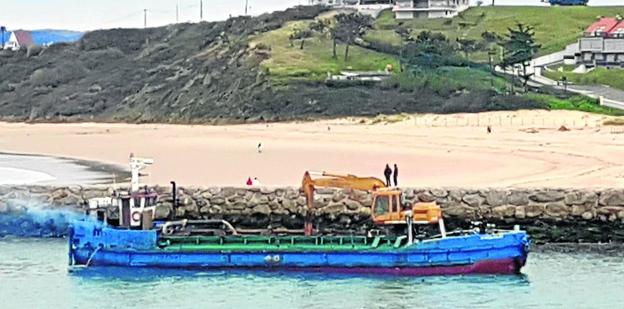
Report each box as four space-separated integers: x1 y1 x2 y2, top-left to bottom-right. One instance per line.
395 25 413 72
334 13 373 61
456 38 478 60
400 31 460 69
395 25 412 43
498 23 541 92
309 18 338 58
289 28 313 50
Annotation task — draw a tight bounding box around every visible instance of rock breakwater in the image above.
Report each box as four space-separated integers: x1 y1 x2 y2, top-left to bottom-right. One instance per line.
2 185 624 242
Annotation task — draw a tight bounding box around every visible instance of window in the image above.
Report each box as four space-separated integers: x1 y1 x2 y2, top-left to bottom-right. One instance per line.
374 196 389 216
393 195 401 213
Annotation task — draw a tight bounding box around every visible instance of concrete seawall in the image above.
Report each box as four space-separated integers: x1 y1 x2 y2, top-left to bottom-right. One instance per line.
2 185 624 242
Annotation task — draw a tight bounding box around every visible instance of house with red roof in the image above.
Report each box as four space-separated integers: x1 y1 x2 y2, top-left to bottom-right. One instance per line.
584 18 620 37
570 17 624 68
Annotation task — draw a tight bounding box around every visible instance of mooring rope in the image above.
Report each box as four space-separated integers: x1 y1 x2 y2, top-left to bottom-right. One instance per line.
85 245 102 267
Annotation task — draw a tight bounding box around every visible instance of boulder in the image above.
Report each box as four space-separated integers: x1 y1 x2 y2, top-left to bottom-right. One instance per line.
154 204 172 219
462 194 485 208
285 188 300 199
296 197 307 206
599 190 624 206
430 189 448 198
571 204 593 217
525 205 544 218
564 191 597 206
491 205 516 219
544 203 569 218
252 204 271 216
250 193 269 205
210 197 226 205
529 190 565 203
221 187 238 197
581 211 594 220
417 192 436 203
199 205 211 214
484 190 507 207
344 200 362 211
597 206 624 216
358 207 371 217
515 206 526 219
448 190 464 203
444 205 468 217
403 189 416 200
507 191 529 206
332 191 346 202
321 203 345 215
268 200 281 210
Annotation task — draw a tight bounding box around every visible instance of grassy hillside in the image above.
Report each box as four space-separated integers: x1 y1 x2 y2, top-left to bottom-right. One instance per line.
369 6 624 57
251 20 398 82
545 67 624 91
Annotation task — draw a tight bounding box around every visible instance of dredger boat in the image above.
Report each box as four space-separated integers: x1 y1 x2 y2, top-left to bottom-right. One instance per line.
68 157 529 276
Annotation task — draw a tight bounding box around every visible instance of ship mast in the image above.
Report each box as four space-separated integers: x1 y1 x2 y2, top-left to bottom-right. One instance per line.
129 153 154 192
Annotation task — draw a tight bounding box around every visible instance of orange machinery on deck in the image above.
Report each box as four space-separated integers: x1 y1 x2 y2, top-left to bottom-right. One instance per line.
301 171 444 236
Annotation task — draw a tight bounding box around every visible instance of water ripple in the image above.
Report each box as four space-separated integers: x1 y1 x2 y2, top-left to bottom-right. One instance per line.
1 239 623 309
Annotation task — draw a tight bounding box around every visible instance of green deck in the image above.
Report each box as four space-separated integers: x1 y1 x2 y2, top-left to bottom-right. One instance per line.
158 235 407 252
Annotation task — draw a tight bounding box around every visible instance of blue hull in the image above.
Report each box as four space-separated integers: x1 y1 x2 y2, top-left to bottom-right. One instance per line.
69 221 530 276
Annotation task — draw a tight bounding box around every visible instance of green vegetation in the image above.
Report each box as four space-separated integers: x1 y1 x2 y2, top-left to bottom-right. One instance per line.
544 67 624 91
252 20 398 81
391 66 507 94
499 23 541 91
249 7 624 117
369 6 624 58
526 93 624 116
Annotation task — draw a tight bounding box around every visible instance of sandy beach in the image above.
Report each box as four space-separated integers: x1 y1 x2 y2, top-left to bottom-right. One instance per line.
0 109 622 188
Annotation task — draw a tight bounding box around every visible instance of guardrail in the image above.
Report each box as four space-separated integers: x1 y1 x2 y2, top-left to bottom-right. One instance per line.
600 96 624 110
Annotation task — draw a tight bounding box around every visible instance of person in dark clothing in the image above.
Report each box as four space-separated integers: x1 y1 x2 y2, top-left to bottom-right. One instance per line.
384 164 392 187
393 164 399 187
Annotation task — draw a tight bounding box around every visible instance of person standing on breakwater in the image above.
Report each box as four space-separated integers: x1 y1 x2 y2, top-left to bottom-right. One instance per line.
384 164 392 187
393 164 399 187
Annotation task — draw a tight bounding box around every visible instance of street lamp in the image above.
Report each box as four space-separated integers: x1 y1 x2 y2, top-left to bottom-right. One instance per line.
487 49 496 72
488 49 497 87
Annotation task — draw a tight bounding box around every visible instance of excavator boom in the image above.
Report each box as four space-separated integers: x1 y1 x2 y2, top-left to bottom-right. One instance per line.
302 171 386 235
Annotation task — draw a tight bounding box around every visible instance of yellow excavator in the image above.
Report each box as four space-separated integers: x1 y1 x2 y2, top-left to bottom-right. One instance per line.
302 171 444 236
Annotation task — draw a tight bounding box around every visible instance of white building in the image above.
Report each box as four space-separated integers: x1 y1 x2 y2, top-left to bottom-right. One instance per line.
393 0 470 19
308 0 393 7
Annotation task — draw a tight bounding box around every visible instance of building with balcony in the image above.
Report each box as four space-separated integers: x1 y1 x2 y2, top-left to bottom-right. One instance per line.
393 0 469 19
568 17 624 68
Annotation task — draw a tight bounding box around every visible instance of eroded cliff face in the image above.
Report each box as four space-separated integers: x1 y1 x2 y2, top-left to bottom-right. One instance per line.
0 6 329 123
2 185 624 242
0 6 538 124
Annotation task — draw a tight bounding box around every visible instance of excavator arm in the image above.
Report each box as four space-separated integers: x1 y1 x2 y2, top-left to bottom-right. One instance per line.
302 171 386 235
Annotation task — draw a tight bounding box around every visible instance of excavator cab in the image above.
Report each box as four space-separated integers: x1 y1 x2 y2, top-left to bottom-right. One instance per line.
371 189 442 226
371 189 405 225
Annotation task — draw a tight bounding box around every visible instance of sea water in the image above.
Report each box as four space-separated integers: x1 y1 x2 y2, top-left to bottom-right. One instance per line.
0 238 622 309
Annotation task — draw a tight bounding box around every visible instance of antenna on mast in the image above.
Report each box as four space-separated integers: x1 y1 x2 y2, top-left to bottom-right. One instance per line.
143 9 148 28
200 0 203 21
